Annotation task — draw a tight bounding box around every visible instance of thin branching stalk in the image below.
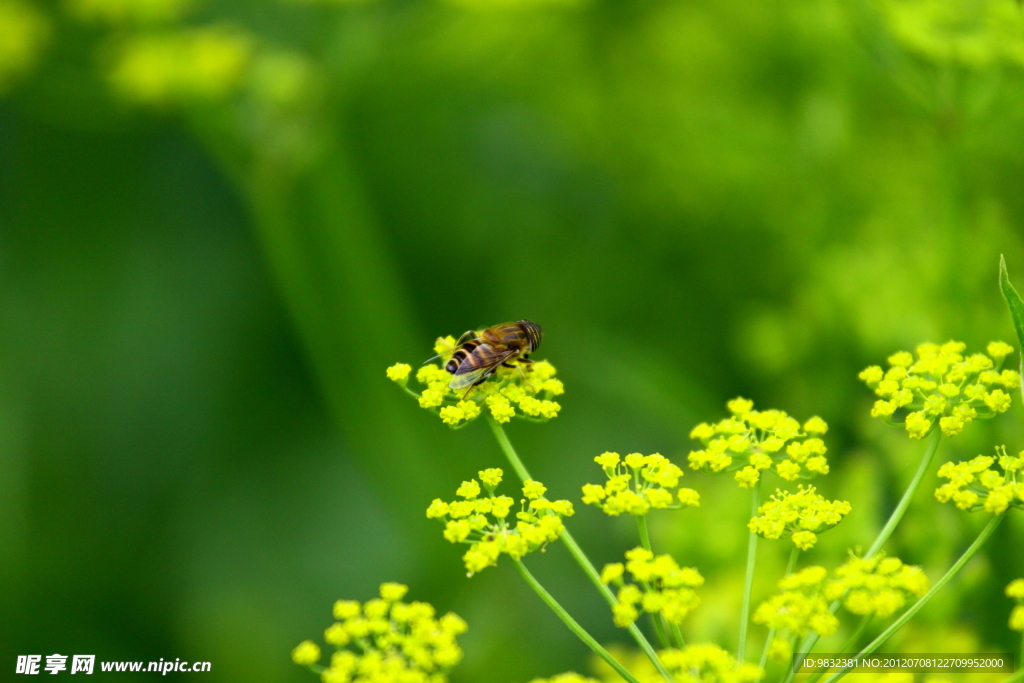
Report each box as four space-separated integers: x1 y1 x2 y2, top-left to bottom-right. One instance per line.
487 416 674 682
789 428 943 669
837 614 872 655
757 545 801 677
820 514 1004 683
738 478 762 663
514 559 645 683
637 514 671 648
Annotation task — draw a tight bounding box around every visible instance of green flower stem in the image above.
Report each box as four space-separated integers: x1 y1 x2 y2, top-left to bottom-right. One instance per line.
837 614 872 655
757 546 801 676
820 514 1005 683
866 427 942 558
669 622 686 649
636 514 671 648
790 427 943 666
514 559 645 683
738 478 762 663
487 416 674 683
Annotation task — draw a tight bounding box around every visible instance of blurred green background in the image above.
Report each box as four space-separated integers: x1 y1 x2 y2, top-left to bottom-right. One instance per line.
3 0 1024 680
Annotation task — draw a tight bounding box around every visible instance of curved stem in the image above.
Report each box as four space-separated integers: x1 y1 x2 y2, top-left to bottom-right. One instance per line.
1001 665 1024 683
514 560 644 683
757 546 801 676
487 416 673 682
837 614 872 655
866 427 942 558
738 479 762 663
820 514 1004 683
789 428 943 668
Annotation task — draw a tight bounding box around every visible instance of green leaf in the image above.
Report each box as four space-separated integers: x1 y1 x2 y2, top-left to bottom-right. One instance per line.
998 254 1024 404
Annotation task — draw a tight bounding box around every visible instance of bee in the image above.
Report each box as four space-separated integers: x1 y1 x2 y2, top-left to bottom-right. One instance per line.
442 320 543 395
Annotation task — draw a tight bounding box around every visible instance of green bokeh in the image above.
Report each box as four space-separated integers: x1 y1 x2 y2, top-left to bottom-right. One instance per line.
2 0 1024 681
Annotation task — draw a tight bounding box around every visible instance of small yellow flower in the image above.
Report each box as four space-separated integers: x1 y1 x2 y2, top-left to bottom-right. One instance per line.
935 446 1023 514
427 472 573 576
295 586 467 681
583 452 696 517
386 363 411 382
860 341 1015 439
1007 579 1024 599
603 547 703 628
659 644 762 683
291 640 320 666
824 553 928 618
754 566 838 639
749 486 851 549
1010 605 1024 631
688 399 830 485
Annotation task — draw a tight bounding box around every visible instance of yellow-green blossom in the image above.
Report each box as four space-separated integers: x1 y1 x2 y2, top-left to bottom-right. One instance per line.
0 0 48 95
292 583 466 682
582 452 699 516
527 674 600 683
291 640 321 666
688 398 830 487
748 486 851 550
754 566 839 650
389 338 562 427
427 469 573 576
824 552 928 618
659 643 762 683
934 446 1024 514
1007 579 1024 632
880 0 1024 69
860 341 1016 438
386 363 411 382
109 26 253 105
600 547 703 628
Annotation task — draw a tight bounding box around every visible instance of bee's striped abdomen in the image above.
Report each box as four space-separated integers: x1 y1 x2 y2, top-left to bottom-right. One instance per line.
446 340 481 374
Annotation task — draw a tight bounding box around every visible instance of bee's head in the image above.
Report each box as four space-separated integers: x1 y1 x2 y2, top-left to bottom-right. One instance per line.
518 320 543 352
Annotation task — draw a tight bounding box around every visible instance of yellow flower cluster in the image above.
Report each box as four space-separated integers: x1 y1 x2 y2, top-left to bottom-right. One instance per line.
748 486 852 550
859 341 1016 439
290 583 467 683
527 674 599 683
600 547 703 628
581 452 699 516
109 26 253 104
0 0 49 95
1007 579 1024 631
823 553 928 617
881 0 1024 69
387 336 563 427
426 468 573 576
658 644 762 683
934 447 1024 514
754 566 839 657
688 398 829 488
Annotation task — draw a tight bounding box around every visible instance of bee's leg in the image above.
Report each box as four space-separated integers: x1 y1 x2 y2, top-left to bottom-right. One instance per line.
455 330 476 346
518 356 534 366
516 363 537 393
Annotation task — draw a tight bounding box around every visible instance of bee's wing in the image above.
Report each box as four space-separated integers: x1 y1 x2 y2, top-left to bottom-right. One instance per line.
448 344 518 391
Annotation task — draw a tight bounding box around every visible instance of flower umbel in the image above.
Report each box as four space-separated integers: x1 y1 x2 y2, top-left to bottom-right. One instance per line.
934 446 1024 514
659 643 762 683
753 566 839 656
823 552 929 618
426 469 574 576
1007 578 1024 632
600 547 703 628
291 583 467 683
859 341 1017 438
582 452 699 516
748 486 851 550
688 398 830 487
387 336 563 427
